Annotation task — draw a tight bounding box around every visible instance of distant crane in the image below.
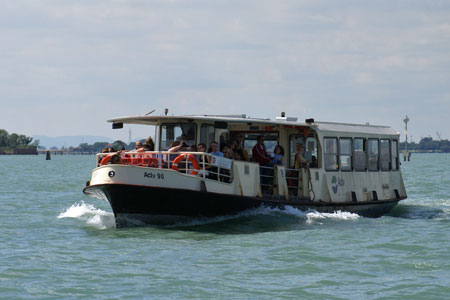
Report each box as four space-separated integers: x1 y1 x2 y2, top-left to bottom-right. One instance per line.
436 131 442 141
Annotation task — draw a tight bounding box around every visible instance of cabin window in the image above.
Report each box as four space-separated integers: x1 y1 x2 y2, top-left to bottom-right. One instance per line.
289 135 318 168
368 139 379 171
160 123 197 150
339 138 352 171
380 139 391 171
246 132 279 160
324 137 338 171
392 140 399 170
200 124 215 148
305 137 318 168
354 138 366 171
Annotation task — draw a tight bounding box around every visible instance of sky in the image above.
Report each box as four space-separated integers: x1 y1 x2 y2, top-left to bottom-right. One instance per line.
1 0 449 144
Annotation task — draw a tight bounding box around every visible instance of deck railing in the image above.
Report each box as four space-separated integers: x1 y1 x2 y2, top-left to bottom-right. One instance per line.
96 151 304 196
97 151 233 183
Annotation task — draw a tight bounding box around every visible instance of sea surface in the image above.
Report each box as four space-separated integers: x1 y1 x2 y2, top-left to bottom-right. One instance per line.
0 154 449 299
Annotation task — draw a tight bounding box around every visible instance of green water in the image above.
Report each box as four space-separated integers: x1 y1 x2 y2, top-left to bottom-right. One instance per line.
0 154 449 299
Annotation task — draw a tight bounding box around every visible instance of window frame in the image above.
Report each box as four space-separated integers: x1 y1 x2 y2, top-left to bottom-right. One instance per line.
380 139 391 171
323 137 339 171
339 137 353 172
354 138 367 172
367 138 380 172
391 139 399 171
159 123 198 151
200 123 215 148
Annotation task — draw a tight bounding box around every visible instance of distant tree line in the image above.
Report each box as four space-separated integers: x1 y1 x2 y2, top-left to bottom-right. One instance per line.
67 140 139 153
400 137 450 152
0 129 38 149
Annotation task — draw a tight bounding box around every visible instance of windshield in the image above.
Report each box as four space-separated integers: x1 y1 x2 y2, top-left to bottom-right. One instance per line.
160 123 197 150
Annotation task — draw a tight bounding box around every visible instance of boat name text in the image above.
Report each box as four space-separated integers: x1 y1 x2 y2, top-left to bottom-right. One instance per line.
144 172 165 180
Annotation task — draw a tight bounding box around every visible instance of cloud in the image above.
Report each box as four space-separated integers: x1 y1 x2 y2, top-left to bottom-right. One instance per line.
0 0 449 140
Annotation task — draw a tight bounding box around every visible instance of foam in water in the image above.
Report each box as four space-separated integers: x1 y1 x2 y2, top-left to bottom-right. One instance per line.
168 205 360 227
58 202 360 229
58 201 116 229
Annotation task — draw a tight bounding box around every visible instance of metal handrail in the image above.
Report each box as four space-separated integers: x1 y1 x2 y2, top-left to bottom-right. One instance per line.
96 151 234 183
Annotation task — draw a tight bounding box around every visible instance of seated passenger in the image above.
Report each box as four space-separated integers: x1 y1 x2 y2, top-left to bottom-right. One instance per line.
272 145 284 166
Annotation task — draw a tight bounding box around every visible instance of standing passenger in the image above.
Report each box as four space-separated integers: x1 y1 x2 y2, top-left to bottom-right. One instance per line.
252 136 271 166
209 141 224 157
272 145 284 166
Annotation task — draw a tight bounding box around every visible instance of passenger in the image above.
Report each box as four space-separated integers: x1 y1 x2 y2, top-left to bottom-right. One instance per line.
294 144 307 168
310 155 318 168
143 137 155 151
252 136 272 193
167 141 182 167
209 141 224 157
252 136 271 166
99 147 110 164
272 145 284 166
196 143 209 176
233 151 242 161
134 141 144 151
190 145 198 152
197 143 207 153
222 146 232 159
168 141 188 153
110 154 122 164
232 137 249 161
206 141 223 180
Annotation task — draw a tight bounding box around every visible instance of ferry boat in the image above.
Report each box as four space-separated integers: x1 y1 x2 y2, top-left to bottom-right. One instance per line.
83 113 407 227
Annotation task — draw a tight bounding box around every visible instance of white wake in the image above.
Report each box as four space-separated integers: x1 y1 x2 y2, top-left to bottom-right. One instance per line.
58 201 116 229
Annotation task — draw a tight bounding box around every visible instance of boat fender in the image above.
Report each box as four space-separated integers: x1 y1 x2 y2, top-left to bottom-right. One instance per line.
172 153 200 175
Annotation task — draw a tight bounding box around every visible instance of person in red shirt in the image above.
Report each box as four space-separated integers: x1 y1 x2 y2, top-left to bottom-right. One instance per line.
252 136 271 166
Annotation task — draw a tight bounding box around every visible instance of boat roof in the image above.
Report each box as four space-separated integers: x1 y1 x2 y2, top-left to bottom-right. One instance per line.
108 114 399 136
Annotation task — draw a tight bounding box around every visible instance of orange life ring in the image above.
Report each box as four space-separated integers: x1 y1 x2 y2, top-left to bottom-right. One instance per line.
100 154 123 165
100 154 113 165
172 153 200 175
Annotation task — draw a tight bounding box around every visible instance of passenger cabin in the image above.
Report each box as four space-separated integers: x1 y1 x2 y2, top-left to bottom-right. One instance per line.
104 114 405 204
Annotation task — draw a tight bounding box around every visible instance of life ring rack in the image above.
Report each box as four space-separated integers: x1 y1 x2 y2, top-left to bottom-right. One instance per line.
172 153 200 175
